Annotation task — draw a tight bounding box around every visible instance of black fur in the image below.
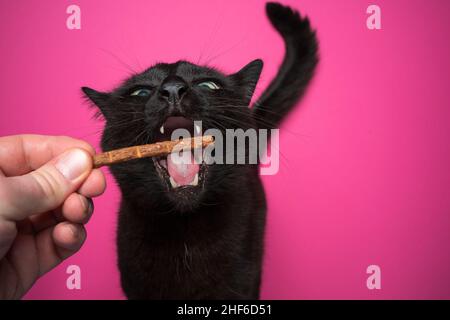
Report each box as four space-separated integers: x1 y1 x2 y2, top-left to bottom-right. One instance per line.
82 2 318 299
254 3 318 134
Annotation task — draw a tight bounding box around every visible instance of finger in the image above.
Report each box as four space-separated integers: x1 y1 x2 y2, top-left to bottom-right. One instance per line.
35 222 86 276
52 222 86 251
59 193 94 224
78 169 106 198
26 211 62 234
27 194 94 232
0 218 17 259
0 148 92 221
0 135 95 177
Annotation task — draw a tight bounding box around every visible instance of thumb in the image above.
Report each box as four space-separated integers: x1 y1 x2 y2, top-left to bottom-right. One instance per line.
0 148 93 221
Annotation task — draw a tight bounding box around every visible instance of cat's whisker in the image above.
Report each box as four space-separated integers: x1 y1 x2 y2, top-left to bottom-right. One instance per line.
203 116 292 171
211 105 308 138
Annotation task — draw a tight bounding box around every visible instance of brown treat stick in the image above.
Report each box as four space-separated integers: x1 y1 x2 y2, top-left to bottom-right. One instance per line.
93 135 214 168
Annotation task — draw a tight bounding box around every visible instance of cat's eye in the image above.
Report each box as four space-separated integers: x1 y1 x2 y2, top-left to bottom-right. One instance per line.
197 81 221 90
130 88 152 97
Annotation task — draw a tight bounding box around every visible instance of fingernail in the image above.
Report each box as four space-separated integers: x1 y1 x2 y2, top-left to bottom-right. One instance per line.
78 194 93 216
55 149 91 182
86 197 94 215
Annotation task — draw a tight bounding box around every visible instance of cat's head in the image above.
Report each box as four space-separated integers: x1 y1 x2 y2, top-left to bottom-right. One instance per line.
83 60 263 212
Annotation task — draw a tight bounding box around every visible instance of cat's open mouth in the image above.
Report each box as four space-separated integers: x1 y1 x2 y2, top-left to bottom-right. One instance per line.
152 116 208 192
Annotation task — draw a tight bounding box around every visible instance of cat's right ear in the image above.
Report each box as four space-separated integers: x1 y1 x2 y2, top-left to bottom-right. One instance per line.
82 87 110 119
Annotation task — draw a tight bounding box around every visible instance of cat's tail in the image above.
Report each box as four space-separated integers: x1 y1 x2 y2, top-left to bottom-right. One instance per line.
252 2 319 132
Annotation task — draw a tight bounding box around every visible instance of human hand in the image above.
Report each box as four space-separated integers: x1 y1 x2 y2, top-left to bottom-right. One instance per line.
0 135 106 299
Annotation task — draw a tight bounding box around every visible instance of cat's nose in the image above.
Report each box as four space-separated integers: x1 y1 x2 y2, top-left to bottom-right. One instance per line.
159 78 188 103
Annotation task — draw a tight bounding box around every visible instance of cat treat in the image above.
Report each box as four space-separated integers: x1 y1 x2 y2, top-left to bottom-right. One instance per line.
93 135 214 168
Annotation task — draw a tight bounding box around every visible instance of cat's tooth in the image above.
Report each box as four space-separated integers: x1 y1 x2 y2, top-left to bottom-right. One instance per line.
202 148 211 164
159 159 167 169
169 177 178 188
190 173 199 186
160 125 164 134
195 124 201 134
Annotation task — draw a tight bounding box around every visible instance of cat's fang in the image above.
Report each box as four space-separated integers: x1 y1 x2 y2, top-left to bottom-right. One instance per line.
169 176 179 188
190 173 199 186
195 124 201 134
202 148 211 164
159 158 167 169
160 125 165 134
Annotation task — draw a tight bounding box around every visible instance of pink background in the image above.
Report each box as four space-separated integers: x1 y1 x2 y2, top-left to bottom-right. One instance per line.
0 0 449 299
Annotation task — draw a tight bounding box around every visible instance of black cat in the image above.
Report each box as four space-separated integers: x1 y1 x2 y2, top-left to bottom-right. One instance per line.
82 2 318 299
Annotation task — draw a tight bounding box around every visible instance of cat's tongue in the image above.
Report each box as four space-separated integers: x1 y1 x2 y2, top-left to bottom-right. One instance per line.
167 151 199 186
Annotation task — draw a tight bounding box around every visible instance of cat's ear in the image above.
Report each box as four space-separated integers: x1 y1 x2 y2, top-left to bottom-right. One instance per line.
82 87 111 119
230 59 263 104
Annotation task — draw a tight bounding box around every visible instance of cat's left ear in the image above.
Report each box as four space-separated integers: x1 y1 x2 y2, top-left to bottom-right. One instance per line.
230 59 263 104
82 87 111 119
